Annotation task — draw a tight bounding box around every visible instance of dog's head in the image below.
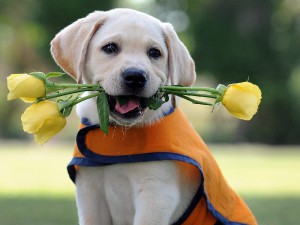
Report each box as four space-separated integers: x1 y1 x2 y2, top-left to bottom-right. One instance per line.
51 8 195 126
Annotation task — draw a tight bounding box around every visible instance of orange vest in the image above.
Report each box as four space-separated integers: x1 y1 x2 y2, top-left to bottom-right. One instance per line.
68 109 257 225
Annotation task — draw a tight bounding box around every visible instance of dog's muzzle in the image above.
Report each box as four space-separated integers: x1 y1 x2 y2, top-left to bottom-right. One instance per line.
122 68 148 91
104 68 149 120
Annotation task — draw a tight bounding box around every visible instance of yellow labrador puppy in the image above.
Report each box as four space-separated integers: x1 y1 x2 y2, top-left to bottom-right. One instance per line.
51 8 256 225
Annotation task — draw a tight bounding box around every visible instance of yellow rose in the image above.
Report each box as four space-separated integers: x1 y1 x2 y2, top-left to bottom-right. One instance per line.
7 73 46 102
221 82 262 120
21 101 66 144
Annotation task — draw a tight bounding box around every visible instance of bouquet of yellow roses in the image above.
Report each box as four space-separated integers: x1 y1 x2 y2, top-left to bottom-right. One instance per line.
7 72 262 144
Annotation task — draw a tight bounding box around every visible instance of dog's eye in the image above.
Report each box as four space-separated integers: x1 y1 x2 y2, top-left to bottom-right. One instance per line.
102 43 119 55
148 48 162 59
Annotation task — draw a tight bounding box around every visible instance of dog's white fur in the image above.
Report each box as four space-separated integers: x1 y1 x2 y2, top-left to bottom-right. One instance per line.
51 8 199 225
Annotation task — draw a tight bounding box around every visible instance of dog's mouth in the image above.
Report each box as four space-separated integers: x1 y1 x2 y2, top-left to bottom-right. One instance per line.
108 95 148 119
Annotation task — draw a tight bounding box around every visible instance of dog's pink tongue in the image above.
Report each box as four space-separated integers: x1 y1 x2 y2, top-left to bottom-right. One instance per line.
115 98 139 114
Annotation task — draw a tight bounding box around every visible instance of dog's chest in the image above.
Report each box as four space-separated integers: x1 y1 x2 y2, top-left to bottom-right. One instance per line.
75 161 186 225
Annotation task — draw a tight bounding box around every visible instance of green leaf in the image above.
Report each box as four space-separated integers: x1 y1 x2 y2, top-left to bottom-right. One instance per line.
163 92 170 102
216 84 227 95
116 96 130 106
57 98 76 117
61 106 73 117
147 99 165 110
215 84 227 104
29 72 47 82
97 93 109 135
214 96 223 104
46 72 65 78
147 97 166 110
146 92 169 110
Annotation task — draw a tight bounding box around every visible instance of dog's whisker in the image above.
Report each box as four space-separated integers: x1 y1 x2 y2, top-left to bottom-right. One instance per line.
110 123 117 139
121 126 129 141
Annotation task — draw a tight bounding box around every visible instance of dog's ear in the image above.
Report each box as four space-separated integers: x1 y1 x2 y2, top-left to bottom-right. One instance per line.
50 11 106 83
163 23 196 107
163 23 196 87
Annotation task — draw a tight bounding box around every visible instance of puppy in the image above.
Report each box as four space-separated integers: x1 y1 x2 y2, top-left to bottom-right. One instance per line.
51 8 257 225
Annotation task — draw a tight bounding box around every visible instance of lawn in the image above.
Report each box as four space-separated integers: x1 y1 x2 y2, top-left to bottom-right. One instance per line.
0 142 299 225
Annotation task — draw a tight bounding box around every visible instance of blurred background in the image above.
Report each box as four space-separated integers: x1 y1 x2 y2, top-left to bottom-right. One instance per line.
1 0 300 225
1 0 300 144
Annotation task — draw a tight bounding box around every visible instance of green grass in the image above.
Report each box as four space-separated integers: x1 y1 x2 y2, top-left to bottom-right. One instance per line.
211 144 300 225
0 196 77 225
211 144 300 197
0 142 300 225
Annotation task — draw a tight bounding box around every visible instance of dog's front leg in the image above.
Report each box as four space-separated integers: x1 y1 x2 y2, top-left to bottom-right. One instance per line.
132 166 180 225
76 167 112 225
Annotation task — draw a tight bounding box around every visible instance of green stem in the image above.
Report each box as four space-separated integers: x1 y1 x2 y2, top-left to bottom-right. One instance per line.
71 93 101 106
159 86 221 95
38 88 101 101
178 94 213 106
47 82 100 89
163 90 218 99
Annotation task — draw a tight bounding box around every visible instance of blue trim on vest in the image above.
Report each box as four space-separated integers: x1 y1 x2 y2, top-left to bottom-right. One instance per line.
68 146 204 225
67 122 248 225
162 106 175 117
81 117 93 126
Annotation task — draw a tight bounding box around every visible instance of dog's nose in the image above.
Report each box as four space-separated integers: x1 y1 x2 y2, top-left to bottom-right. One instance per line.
122 68 147 89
